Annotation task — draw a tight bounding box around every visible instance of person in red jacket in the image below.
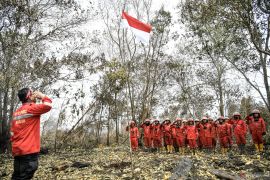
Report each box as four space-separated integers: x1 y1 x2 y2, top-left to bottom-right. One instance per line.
161 119 173 153
195 119 202 149
126 121 140 151
225 117 233 149
198 117 213 152
10 88 52 180
209 118 217 150
151 119 163 152
140 119 152 151
186 119 198 155
217 116 230 154
172 118 186 155
248 109 267 152
232 112 247 154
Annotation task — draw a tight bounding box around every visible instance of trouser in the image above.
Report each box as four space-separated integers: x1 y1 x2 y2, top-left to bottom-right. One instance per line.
164 136 173 146
153 138 162 148
252 132 263 144
143 137 152 148
176 137 185 147
212 137 217 148
234 133 246 145
12 153 39 180
188 139 197 149
219 136 229 148
205 137 213 149
130 137 138 151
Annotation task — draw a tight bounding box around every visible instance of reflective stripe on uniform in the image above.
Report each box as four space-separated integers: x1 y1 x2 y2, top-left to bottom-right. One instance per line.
13 114 34 121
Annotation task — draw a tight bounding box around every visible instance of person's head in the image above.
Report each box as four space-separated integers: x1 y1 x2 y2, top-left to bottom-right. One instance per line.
130 121 136 127
233 112 241 120
154 120 159 125
218 116 225 124
18 88 34 103
145 119 150 125
252 109 260 119
164 119 171 124
188 119 194 125
201 117 208 123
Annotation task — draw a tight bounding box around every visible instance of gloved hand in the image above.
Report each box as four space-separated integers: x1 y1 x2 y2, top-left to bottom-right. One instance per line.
262 132 266 136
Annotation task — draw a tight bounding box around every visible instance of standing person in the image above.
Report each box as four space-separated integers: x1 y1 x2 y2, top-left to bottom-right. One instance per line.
186 119 198 155
232 112 247 154
140 119 152 151
247 109 267 152
161 119 173 153
151 119 163 152
172 118 186 155
126 121 140 151
217 116 230 154
225 117 233 149
209 118 217 151
198 117 213 152
10 88 52 180
195 119 202 149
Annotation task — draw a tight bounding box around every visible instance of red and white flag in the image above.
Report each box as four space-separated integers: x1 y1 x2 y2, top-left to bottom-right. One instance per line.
121 11 152 44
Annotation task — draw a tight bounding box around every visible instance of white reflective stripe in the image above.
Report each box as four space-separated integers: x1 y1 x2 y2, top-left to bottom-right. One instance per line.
43 102 52 107
13 114 33 121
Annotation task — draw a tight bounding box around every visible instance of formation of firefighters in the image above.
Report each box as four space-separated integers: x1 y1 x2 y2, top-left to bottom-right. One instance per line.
126 109 267 155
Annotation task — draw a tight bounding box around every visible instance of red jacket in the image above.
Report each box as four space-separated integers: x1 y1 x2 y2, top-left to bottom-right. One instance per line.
10 96 52 156
217 123 230 138
140 124 152 138
186 125 198 140
171 125 186 139
129 127 140 138
249 117 266 135
233 119 247 135
162 123 172 137
151 124 162 139
210 123 217 138
198 123 212 138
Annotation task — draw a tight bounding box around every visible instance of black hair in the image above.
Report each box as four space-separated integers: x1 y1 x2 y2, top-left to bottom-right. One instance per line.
18 88 30 103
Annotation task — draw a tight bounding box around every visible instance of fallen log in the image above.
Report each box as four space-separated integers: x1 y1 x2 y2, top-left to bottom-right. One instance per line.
210 169 242 180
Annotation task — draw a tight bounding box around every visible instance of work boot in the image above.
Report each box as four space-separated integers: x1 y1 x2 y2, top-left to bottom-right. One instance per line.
166 145 170 153
171 145 174 153
221 148 224 154
255 144 259 153
259 144 264 152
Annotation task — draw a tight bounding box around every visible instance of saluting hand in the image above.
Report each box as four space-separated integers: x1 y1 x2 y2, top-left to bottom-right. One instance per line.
32 91 46 99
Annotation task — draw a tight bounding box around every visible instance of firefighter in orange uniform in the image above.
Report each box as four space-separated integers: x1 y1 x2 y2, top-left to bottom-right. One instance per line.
171 118 186 154
217 116 230 154
151 119 163 152
161 119 173 153
140 119 152 151
185 119 198 155
232 112 247 154
126 121 140 151
10 88 52 180
247 109 267 152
